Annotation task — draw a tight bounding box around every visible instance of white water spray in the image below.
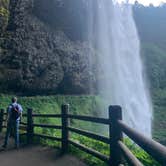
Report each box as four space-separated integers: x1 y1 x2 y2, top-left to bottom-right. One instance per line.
89 0 152 137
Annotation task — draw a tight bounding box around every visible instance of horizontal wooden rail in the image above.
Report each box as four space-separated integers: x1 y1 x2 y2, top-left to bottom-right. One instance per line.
20 133 27 136
20 125 27 131
68 114 110 124
1 105 166 166
20 122 27 125
2 125 6 128
69 139 109 162
68 127 110 144
33 123 62 129
118 141 143 166
33 133 61 142
32 114 61 118
0 109 3 132
22 113 27 117
2 124 27 130
118 120 166 165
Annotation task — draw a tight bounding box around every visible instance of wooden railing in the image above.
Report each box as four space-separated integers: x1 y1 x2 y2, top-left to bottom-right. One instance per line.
0 105 166 166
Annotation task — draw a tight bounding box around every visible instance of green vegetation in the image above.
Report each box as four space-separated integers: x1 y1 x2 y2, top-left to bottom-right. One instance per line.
141 43 166 145
0 94 162 165
0 0 9 30
0 94 105 134
133 4 166 146
0 0 9 56
124 138 160 166
69 136 160 166
142 43 166 90
0 0 9 15
152 89 166 145
0 2 166 165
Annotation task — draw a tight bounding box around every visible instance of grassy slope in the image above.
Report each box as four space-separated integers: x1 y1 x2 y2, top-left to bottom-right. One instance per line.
142 43 166 144
153 89 166 144
0 94 108 165
0 94 161 166
0 94 106 133
0 94 102 116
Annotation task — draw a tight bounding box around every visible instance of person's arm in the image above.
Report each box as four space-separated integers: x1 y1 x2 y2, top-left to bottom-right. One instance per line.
5 105 10 123
18 104 23 117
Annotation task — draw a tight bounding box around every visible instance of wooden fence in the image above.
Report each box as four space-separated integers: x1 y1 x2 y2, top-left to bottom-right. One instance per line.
0 105 166 166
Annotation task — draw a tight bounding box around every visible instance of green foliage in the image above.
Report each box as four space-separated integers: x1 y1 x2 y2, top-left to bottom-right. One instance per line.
0 94 163 165
142 43 166 90
0 7 9 17
0 0 9 58
0 3 165 165
0 94 105 135
0 94 103 115
152 89 166 144
69 136 160 166
133 3 166 45
69 136 161 166
70 134 108 166
140 43 166 145
124 138 160 166
0 0 9 30
134 5 166 146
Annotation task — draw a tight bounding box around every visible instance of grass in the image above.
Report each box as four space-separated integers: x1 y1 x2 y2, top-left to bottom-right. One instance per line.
152 89 166 145
0 94 164 165
0 94 106 134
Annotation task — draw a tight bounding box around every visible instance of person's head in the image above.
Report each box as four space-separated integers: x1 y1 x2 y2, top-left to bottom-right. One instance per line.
12 97 17 103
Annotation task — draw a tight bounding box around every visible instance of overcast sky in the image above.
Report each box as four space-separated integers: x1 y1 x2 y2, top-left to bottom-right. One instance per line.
116 0 166 6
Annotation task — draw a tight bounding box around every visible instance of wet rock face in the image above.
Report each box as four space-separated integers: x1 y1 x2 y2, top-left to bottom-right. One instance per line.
0 0 96 94
33 0 90 41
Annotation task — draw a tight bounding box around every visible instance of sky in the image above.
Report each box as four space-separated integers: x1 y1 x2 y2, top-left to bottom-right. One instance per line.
117 0 166 6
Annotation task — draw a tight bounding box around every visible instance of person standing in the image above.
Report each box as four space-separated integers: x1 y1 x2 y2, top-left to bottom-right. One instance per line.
2 97 23 149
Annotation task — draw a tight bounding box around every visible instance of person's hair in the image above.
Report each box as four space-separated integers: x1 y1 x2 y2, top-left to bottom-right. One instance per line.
12 97 17 103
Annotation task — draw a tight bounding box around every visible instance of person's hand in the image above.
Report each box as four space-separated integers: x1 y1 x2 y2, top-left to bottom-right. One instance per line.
4 120 7 128
4 115 9 127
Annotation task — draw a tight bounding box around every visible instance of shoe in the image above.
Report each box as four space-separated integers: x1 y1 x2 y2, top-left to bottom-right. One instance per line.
14 145 19 150
1 145 6 150
2 145 6 148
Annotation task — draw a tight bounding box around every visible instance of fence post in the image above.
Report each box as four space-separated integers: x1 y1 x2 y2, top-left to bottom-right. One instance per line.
27 108 34 144
61 104 69 154
0 109 4 132
109 105 123 166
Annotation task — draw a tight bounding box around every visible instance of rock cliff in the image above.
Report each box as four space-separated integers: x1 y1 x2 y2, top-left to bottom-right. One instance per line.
0 0 96 94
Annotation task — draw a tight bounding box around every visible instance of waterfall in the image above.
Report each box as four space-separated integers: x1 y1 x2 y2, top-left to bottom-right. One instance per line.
88 0 152 137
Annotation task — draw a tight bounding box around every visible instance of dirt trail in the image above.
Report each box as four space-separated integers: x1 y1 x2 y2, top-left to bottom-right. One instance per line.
0 134 87 166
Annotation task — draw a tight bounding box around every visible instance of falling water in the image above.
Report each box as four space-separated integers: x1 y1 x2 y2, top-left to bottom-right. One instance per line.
88 0 152 137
